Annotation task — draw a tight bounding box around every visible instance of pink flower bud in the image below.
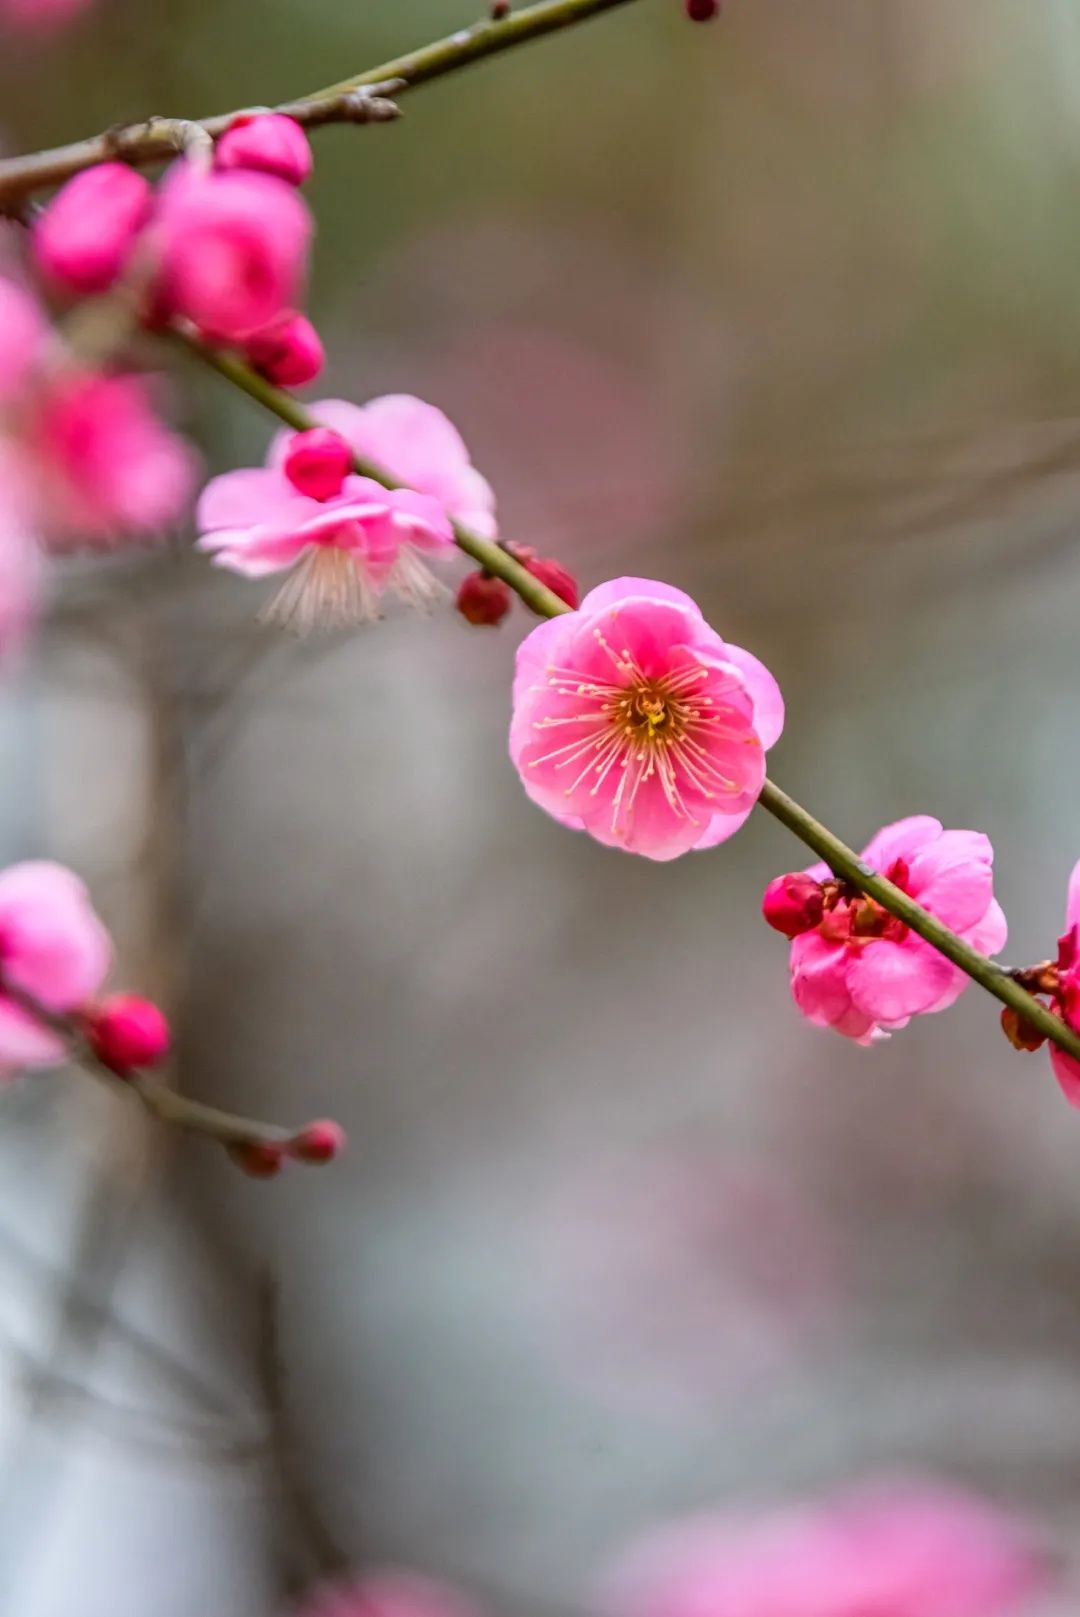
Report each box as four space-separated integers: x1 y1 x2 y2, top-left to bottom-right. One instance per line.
33 163 154 296
154 165 312 343
685 0 720 18
227 1140 286 1178
762 872 825 939
85 993 170 1074
289 1119 347 1164
456 570 512 626
245 310 324 387
283 427 352 500
214 113 313 187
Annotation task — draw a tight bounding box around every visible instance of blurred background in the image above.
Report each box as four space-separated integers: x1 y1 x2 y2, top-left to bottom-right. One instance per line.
3 1 1080 1612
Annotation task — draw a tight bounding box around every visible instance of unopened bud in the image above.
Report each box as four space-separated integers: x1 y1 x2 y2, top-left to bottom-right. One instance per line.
456 570 512 627
762 872 825 939
227 1140 286 1178
284 427 352 500
288 1119 347 1164
685 0 720 19
509 546 579 610
215 114 313 188
85 994 170 1075
246 310 324 388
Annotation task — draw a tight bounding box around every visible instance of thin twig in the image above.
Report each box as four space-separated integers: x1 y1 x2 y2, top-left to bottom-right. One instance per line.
0 0 639 205
179 338 1080 1066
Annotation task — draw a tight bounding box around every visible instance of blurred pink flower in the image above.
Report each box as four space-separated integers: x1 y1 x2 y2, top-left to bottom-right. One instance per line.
510 577 782 860
197 426 455 630
297 396 497 538
0 0 94 31
0 478 41 665
153 162 311 342
600 1480 1047 1617
786 816 1007 1044
296 1569 484 1617
33 371 198 543
32 163 154 295
0 279 46 403
0 861 111 1075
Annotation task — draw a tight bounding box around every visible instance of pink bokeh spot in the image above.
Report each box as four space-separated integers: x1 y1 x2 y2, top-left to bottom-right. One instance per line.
784 816 1007 1044
600 1480 1048 1617
0 861 111 1074
510 577 782 861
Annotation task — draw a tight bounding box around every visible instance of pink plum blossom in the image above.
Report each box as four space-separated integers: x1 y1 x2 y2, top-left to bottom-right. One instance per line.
600 1480 1047 1617
0 862 111 1076
153 163 311 342
509 578 783 860
196 425 455 630
295 1570 484 1617
32 163 154 295
295 395 497 538
783 816 1007 1044
32 371 198 542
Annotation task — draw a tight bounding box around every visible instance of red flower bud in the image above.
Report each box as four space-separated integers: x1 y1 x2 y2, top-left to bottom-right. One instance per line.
685 0 720 19
227 1140 286 1178
456 570 512 627
1000 1005 1047 1053
283 427 352 501
491 0 511 14
525 555 579 609
245 310 324 388
288 1119 347 1164
85 994 170 1075
762 872 825 939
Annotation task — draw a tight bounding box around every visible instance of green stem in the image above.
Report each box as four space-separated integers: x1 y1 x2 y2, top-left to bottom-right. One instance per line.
0 0 641 204
185 337 1080 1065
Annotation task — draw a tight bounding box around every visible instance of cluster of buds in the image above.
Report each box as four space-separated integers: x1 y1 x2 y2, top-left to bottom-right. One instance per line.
456 542 579 628
227 1118 347 1179
32 112 322 387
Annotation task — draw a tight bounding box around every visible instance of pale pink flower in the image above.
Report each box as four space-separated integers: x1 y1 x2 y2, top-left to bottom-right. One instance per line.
509 577 782 861
196 427 455 630
785 815 1007 1044
153 162 311 342
0 861 111 1075
32 371 197 543
600 1480 1046 1617
296 1570 484 1617
32 163 154 295
296 395 497 538
0 279 46 404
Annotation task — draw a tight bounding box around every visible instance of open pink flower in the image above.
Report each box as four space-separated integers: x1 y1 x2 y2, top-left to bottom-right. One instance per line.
296 1571 484 1617
782 816 1007 1045
600 1480 1046 1617
197 427 455 630
0 861 111 1076
294 395 497 538
32 371 197 543
510 578 782 861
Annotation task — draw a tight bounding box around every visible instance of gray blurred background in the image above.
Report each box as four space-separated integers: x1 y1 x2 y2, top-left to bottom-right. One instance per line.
4 1 1080 1612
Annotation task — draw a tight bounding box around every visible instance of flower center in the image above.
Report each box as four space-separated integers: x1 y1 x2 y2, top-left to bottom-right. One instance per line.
527 627 753 838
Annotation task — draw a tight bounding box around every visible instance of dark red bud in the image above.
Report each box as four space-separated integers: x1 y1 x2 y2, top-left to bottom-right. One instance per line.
518 552 579 610
456 570 512 627
491 0 511 15
227 1140 286 1178
762 872 825 939
685 0 720 18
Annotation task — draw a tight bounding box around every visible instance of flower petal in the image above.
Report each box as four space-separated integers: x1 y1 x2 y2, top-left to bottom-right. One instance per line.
722 642 784 751
860 816 943 875
848 937 960 1022
579 577 704 618
907 829 995 932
